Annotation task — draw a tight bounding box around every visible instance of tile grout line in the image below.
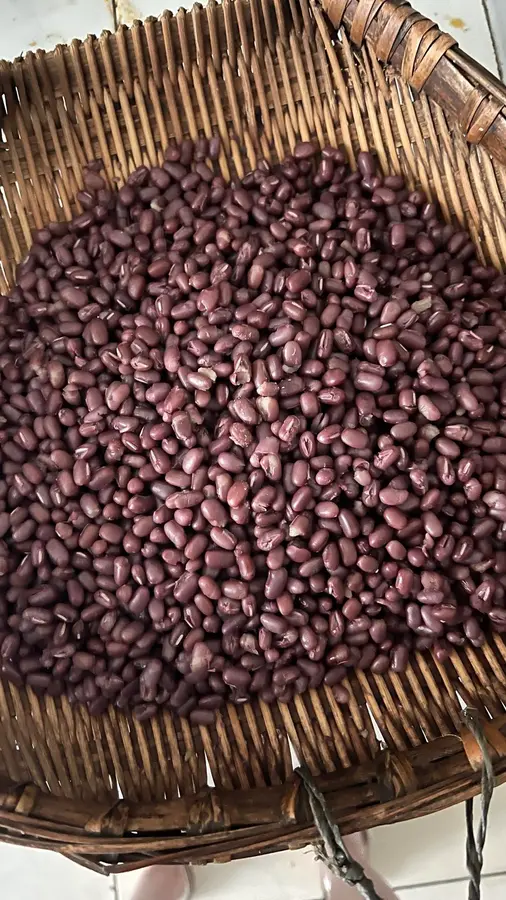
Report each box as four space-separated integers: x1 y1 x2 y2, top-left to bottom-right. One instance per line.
481 0 504 79
395 869 506 892
112 873 121 900
111 0 119 30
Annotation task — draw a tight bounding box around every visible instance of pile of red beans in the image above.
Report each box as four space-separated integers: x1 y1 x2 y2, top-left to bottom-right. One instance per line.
1 139 506 723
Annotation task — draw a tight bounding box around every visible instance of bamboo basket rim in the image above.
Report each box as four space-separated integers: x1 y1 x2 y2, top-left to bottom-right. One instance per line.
1 0 506 875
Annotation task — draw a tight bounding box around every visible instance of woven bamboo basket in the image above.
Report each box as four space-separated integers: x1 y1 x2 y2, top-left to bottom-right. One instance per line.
2 0 506 877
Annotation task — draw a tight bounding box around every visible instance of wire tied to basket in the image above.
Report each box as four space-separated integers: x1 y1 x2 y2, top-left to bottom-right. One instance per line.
463 708 495 900
296 766 384 900
298 709 496 900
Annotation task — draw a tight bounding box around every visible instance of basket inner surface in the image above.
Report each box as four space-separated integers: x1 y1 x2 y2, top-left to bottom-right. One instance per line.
0 0 506 828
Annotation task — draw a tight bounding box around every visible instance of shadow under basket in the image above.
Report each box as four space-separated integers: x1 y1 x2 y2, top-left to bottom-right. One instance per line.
2 0 506 877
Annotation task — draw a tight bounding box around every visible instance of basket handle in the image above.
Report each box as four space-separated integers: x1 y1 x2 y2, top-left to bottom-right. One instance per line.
320 0 506 167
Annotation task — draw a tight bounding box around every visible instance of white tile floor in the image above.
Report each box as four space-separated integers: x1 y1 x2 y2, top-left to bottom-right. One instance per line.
1 0 506 898
370 782 506 891
2 0 113 57
116 849 324 900
398 876 506 900
0 844 115 900
2 783 506 900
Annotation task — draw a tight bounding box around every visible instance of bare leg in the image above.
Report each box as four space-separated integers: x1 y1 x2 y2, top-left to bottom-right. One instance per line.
321 833 398 900
131 865 191 900
130 835 397 900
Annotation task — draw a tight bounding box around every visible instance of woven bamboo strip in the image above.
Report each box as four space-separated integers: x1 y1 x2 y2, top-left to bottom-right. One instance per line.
0 0 505 872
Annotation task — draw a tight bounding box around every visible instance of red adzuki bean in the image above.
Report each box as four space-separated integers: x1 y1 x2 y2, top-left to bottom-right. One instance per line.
1 140 506 721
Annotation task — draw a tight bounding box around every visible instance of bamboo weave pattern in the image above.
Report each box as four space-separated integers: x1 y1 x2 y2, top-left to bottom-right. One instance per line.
0 0 506 874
